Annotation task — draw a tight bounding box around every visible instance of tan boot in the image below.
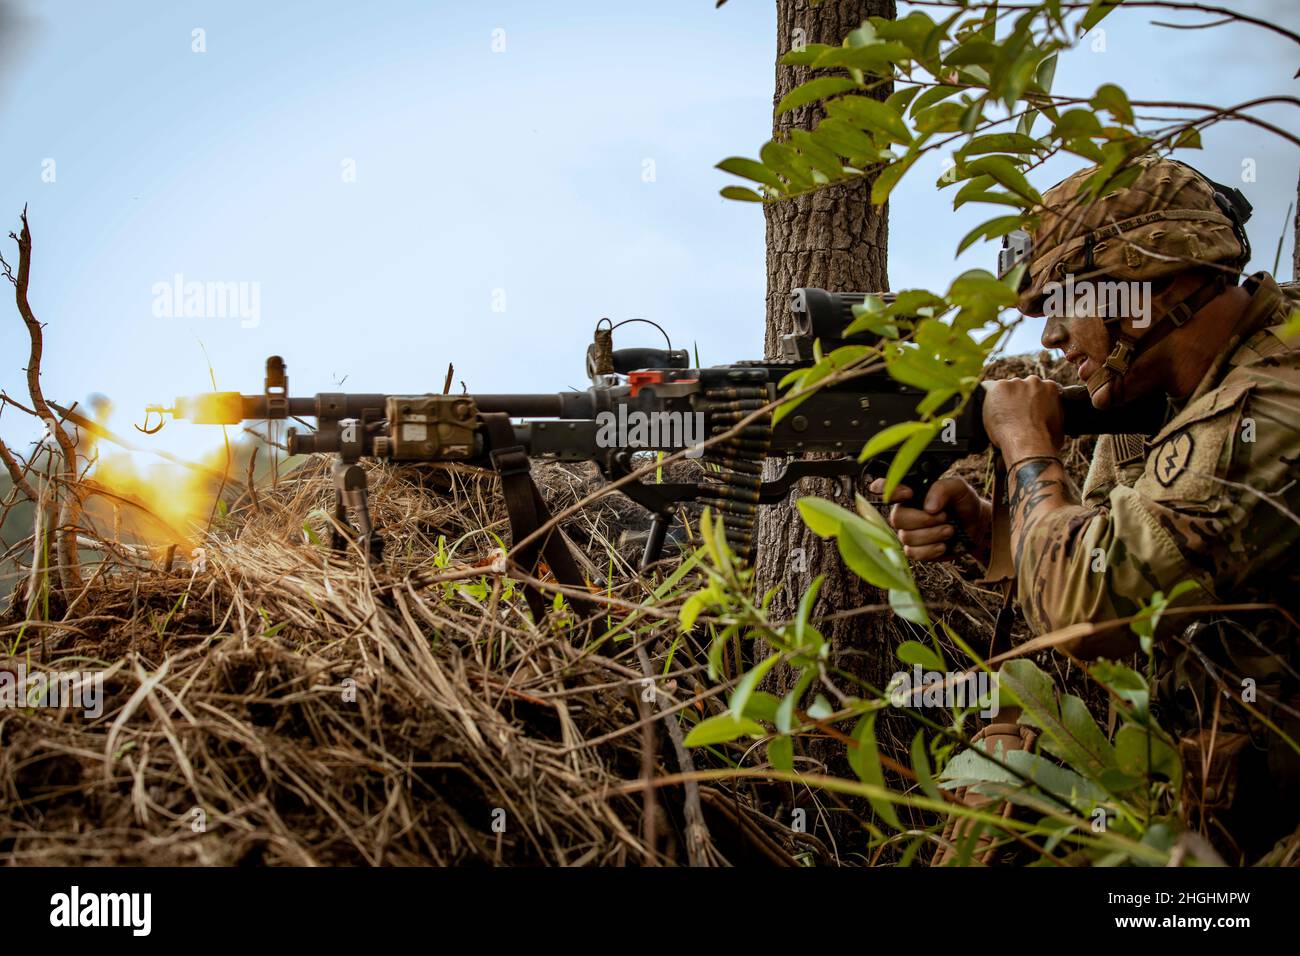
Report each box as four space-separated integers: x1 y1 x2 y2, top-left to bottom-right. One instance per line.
931 717 1037 866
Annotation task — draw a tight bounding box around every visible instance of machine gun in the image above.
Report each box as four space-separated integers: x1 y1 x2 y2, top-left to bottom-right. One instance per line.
142 288 1166 616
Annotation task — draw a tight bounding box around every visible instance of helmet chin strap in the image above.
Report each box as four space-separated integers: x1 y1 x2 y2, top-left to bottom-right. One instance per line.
1083 273 1228 402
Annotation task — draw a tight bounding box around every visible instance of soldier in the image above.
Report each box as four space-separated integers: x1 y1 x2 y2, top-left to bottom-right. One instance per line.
874 154 1300 862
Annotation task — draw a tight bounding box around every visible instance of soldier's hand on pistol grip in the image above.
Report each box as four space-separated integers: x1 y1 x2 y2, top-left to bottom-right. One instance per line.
868 477 992 565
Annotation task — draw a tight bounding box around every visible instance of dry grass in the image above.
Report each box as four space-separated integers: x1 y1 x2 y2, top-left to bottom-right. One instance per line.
0 457 747 865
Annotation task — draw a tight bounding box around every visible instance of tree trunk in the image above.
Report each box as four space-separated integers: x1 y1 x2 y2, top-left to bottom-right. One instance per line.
755 0 895 704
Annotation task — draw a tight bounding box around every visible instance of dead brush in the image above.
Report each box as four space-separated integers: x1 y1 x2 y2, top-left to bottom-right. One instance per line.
0 458 716 865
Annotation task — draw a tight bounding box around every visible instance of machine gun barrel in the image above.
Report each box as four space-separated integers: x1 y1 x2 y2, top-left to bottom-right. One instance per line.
161 380 1160 460
142 298 1172 588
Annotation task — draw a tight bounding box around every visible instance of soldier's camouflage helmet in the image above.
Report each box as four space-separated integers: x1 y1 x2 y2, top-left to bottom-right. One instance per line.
1003 154 1253 316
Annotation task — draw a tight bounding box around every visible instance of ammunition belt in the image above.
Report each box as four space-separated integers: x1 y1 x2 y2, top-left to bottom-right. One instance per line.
696 386 771 563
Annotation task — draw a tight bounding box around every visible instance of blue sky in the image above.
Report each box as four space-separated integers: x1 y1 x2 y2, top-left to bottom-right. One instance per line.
0 0 1295 459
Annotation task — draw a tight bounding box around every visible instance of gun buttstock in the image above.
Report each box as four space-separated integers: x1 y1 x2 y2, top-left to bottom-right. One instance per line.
1059 384 1167 437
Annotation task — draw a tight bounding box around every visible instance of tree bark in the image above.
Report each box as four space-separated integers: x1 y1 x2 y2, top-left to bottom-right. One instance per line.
755 0 895 704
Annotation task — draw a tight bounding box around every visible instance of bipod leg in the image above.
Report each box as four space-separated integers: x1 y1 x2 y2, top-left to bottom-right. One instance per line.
639 512 673 572
481 413 592 621
331 459 384 563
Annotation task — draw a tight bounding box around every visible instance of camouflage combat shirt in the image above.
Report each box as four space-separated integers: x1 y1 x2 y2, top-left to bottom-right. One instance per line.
1014 272 1300 809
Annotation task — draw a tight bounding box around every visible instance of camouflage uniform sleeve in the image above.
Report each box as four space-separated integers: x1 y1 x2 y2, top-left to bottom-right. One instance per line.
1016 353 1300 636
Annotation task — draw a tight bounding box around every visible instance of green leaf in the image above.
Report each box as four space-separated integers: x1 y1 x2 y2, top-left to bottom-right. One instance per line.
960 132 1043 157
807 694 834 720
943 38 999 67
716 156 784 188
1053 108 1103 140
947 268 1021 309
837 521 914 592
871 153 917 206
997 659 1118 778
777 76 861 114
1000 751 1108 812
883 425 939 502
954 188 1026 211
825 343 874 368
890 587 930 627
897 639 944 671
858 420 931 463
1063 137 1106 163
761 141 815 190
850 714 900 828
915 387 958 418
777 670 815 733
1081 0 1121 32
780 42 837 67
683 712 767 747
940 743 1019 785
730 653 782 721
1127 580 1202 655
956 214 1028 254
814 118 880 160
768 735 794 773
1115 723 1181 784
1035 52 1058 95
885 289 946 315
794 574 823 650
799 496 910 593
844 294 901 338
826 95 912 144
914 101 968 135
742 691 782 724
1089 660 1150 721
1091 83 1133 125
812 41 912 72
884 84 921 116
964 156 1040 204
789 128 847 180
854 492 900 538
1017 108 1039 138
707 624 727 681
886 347 957 392
909 84 961 116
910 731 944 803
720 185 765 202
679 589 709 635
796 495 847 538
941 747 1106 814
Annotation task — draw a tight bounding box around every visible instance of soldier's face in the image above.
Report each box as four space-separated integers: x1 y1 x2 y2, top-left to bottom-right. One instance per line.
1040 311 1115 401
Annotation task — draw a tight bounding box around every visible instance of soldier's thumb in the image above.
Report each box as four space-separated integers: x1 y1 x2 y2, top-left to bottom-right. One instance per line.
923 479 973 516
923 482 952 514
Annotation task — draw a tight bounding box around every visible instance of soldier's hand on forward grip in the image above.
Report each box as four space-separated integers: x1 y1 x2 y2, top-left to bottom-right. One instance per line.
868 477 991 564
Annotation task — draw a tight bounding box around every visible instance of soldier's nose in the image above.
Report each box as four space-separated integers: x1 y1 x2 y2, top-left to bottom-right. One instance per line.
1041 314 1069 350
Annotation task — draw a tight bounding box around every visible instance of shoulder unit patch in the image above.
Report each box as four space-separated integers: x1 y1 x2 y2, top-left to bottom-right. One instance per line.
1155 431 1195 487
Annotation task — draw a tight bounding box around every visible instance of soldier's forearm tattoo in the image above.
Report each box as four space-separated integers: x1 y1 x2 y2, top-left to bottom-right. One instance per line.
1008 456 1078 569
